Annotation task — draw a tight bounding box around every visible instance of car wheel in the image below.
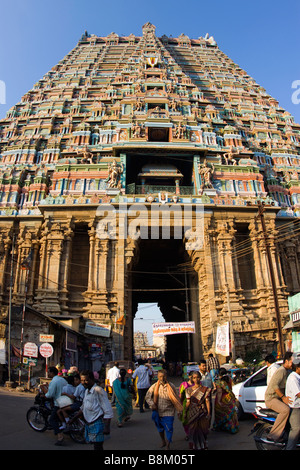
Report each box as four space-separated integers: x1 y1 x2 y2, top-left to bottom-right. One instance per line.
236 401 245 420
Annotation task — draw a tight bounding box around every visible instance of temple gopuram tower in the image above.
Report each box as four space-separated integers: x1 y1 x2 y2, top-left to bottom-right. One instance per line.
1 23 300 363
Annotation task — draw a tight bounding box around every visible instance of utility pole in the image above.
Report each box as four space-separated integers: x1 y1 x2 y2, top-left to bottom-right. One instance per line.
184 269 191 362
222 250 236 362
8 232 15 385
257 201 285 358
18 251 32 386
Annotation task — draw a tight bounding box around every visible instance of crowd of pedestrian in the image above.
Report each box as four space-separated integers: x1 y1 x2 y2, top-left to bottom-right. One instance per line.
39 352 300 451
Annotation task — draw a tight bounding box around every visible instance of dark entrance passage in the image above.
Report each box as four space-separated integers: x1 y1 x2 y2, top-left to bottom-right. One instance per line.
131 239 193 363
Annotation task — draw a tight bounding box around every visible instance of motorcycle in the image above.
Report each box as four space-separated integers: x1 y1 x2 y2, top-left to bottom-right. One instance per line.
26 390 86 444
250 407 300 450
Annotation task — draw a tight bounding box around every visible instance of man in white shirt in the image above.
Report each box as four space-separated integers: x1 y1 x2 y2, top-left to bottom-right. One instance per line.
132 359 153 413
265 354 280 385
71 370 113 450
285 359 300 450
106 362 120 405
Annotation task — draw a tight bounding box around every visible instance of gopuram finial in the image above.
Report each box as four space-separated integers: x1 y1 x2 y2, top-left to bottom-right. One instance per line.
142 22 156 36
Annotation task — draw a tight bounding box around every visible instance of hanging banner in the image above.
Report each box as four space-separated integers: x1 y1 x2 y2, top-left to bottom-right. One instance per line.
85 321 111 338
153 321 195 336
215 322 230 357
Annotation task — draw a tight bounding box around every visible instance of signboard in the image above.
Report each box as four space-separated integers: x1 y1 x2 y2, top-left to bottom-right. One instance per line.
39 334 54 343
39 342 53 358
23 357 38 366
153 321 195 336
215 322 230 357
23 342 38 358
85 321 111 338
66 331 77 352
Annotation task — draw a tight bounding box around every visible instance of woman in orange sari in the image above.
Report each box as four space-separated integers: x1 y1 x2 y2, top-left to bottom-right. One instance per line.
185 371 211 450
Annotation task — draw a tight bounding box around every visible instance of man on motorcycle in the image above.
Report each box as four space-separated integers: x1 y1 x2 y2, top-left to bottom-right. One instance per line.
42 366 68 446
263 352 293 444
285 358 300 450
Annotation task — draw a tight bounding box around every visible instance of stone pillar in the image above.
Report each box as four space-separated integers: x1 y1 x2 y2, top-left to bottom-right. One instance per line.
83 234 111 318
0 232 13 304
34 221 65 315
249 219 267 290
58 223 74 315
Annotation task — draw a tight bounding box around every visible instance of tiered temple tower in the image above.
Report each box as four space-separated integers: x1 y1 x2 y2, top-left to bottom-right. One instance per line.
1 23 300 361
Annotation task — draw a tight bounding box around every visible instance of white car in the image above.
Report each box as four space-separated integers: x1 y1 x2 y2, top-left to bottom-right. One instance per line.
232 362 282 418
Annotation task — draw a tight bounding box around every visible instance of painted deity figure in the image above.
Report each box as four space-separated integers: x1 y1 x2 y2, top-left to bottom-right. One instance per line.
106 160 123 189
198 160 215 194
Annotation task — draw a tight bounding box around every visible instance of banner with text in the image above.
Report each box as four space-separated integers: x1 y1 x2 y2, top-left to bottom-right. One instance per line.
215 322 230 357
153 321 195 336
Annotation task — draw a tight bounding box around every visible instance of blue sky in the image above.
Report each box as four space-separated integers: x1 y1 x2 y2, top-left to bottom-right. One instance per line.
0 0 299 123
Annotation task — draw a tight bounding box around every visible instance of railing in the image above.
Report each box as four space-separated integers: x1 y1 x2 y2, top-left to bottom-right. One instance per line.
126 184 194 195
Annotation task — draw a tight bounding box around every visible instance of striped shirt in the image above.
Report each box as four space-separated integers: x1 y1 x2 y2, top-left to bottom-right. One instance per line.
207 356 220 371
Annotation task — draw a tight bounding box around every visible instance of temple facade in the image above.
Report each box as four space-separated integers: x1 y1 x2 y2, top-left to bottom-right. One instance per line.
1 23 300 366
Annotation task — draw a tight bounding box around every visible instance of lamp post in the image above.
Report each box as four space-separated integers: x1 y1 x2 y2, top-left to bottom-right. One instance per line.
18 252 32 386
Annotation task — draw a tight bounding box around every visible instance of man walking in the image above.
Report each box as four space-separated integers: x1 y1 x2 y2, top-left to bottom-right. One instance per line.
199 359 214 388
106 361 120 405
264 351 293 443
132 359 152 412
285 357 300 450
146 369 183 450
207 353 220 382
72 370 113 450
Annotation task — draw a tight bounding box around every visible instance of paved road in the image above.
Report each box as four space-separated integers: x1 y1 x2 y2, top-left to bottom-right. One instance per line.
0 384 257 452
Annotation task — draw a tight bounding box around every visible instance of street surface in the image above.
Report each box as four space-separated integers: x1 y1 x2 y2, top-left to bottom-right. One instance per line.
0 381 257 452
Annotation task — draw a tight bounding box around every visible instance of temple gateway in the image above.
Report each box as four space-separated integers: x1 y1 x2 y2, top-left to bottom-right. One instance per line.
1 23 300 372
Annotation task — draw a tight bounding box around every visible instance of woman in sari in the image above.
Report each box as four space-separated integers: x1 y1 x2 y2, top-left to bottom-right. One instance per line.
179 371 194 440
185 371 211 450
213 368 239 434
112 368 133 427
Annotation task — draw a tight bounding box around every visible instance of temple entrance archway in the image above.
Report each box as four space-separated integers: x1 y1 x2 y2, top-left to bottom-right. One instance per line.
129 238 199 363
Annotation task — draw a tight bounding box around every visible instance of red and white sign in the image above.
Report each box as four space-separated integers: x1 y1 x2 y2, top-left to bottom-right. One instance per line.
153 321 195 336
39 334 54 343
23 342 38 358
39 343 53 358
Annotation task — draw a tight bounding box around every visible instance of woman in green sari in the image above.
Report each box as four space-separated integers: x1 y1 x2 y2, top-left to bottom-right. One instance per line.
179 371 194 440
112 368 133 427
